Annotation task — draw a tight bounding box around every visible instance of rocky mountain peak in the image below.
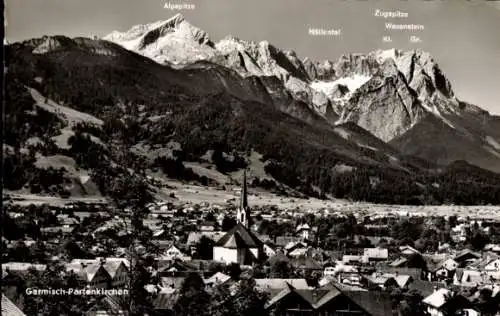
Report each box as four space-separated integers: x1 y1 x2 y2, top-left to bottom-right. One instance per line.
31 36 64 54
103 14 215 64
215 36 248 56
165 12 185 25
372 48 402 63
103 16 465 144
378 58 401 77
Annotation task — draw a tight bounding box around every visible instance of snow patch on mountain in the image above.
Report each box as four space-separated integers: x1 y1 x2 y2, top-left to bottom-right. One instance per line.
486 136 500 151
103 14 478 145
333 127 351 140
105 20 167 50
310 74 371 101
419 102 455 129
373 48 401 63
215 36 247 54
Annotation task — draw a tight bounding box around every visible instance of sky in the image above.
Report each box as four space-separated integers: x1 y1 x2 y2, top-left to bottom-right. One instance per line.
5 0 500 114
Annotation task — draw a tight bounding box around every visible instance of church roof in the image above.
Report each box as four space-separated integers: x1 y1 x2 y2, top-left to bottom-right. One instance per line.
223 232 247 249
215 223 263 249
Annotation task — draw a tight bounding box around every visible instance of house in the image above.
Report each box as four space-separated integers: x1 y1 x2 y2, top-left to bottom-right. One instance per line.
438 242 451 252
377 265 423 280
2 294 26 316
337 272 363 287
399 245 421 256
2 262 47 275
102 260 129 288
391 274 413 289
159 277 185 292
93 218 131 237
323 261 337 278
290 256 323 276
492 245 500 254
284 241 308 256
296 223 311 241
40 226 75 236
263 282 392 316
157 259 211 277
66 262 111 288
186 231 226 247
56 214 80 227
440 258 459 271
335 262 359 274
254 278 310 291
256 234 272 244
430 258 459 281
267 251 290 264
362 273 399 289
324 266 337 278
153 291 180 315
362 272 412 290
200 221 216 232
407 280 447 297
453 268 465 286
390 253 428 271
452 255 500 286
473 255 500 272
85 294 128 316
453 250 481 267
275 236 301 249
287 243 309 258
422 288 474 316
456 268 493 287
152 229 171 240
160 245 191 262
451 224 468 242
204 272 231 288
342 255 364 264
70 258 129 288
363 248 388 262
263 243 277 258
143 218 162 232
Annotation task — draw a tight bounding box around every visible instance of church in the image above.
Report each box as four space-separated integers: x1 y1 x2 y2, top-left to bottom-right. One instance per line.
213 170 264 266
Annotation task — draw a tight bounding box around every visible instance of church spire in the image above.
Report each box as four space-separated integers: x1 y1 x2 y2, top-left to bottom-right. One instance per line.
240 169 248 210
237 169 250 228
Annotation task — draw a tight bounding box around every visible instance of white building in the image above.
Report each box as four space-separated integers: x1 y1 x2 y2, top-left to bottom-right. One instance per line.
213 170 263 265
422 288 475 316
296 223 311 241
160 245 191 262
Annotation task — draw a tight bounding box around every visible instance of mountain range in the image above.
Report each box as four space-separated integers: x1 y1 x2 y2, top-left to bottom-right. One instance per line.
104 14 500 171
4 14 500 205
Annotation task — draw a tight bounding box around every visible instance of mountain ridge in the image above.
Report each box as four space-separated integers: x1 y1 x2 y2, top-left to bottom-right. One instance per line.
101 14 500 173
5 28 500 205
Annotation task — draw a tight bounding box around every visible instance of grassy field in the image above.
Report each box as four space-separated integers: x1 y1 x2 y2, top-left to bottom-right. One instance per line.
5 180 500 220
4 192 107 207
165 180 500 220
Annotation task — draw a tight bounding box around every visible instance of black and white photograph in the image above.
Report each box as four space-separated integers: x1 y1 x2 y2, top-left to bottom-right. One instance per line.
2 0 500 315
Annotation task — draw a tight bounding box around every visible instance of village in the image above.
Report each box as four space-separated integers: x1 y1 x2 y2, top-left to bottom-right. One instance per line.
2 172 500 315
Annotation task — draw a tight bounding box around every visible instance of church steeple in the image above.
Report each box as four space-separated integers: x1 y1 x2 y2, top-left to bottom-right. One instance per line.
240 170 248 210
237 170 250 228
